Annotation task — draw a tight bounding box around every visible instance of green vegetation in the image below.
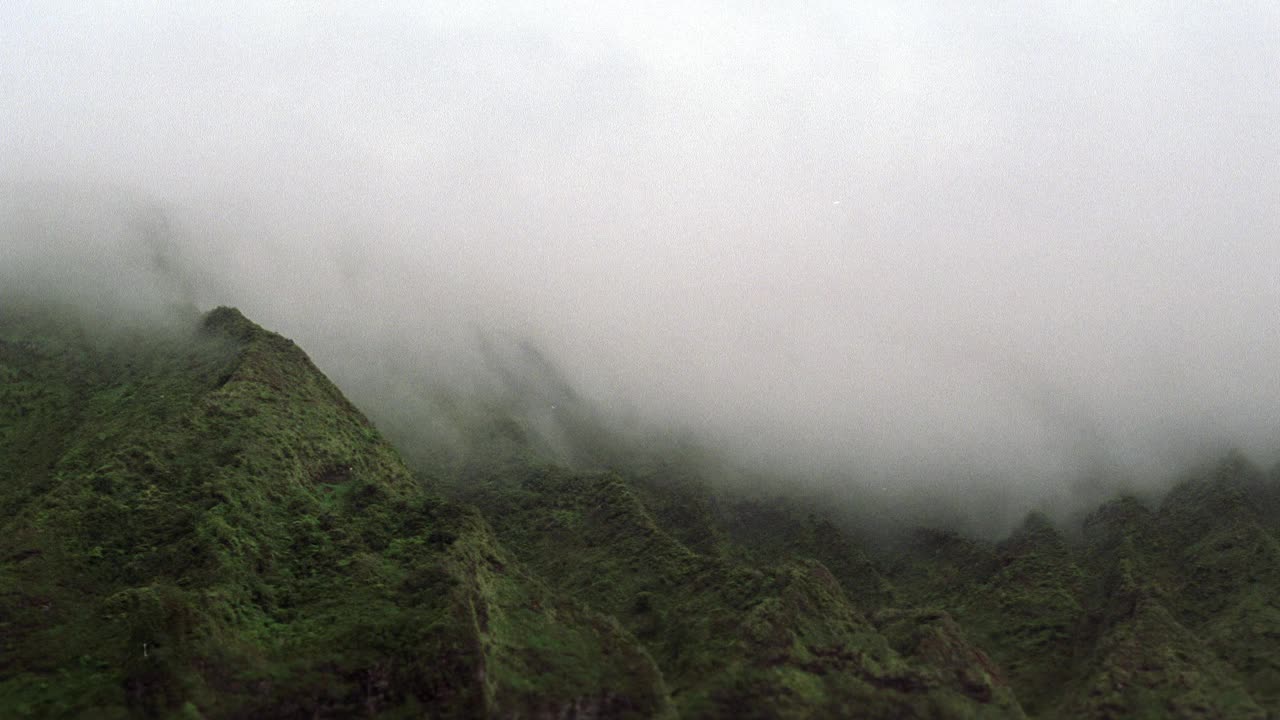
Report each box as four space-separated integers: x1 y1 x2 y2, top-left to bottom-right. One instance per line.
1 301 1278 718
0 303 666 718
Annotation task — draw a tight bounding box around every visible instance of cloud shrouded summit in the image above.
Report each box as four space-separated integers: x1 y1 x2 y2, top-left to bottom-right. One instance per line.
3 1 1279 519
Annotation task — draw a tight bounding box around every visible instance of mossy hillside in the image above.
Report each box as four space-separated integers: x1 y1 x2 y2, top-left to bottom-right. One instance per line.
0 305 669 718
717 496 898 611
886 529 1000 611
1066 458 1280 716
966 514 1084 715
6 298 1280 718
1154 459 1280 712
413 386 740 562
402 371 913 615
873 609 1021 716
0 302 217 518
1063 552 1265 719
453 464 1024 718
618 453 733 559
886 516 1085 715
885 490 1280 719
435 409 898 611
1070 601 1265 719
414 361 1280 719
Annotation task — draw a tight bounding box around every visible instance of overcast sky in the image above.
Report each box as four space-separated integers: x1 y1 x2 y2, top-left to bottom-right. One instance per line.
4 1 1279 512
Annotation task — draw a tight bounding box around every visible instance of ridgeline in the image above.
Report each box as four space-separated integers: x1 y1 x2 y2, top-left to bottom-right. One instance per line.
1 304 1277 718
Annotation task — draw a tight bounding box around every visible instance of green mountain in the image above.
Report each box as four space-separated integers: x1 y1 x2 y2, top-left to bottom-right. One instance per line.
0 303 667 718
2 303 1278 718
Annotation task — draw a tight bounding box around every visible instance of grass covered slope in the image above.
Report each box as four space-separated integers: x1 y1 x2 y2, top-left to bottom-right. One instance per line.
4 299 1279 719
448 464 1023 719
886 458 1280 719
0 303 668 718
403 359 1280 719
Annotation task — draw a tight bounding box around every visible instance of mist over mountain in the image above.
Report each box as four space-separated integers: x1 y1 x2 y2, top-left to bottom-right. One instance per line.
4 292 1280 717
4 2 1280 531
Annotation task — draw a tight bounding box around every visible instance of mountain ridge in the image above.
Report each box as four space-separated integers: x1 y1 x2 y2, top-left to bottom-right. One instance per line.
2 303 1277 718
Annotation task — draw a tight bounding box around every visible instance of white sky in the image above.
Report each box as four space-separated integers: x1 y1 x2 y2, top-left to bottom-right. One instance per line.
4 1 1280 510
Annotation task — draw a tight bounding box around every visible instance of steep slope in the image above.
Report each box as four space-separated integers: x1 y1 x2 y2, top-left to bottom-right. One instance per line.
887 460 1280 719
6 298 1280 719
450 464 1024 718
1151 457 1280 713
887 520 1087 715
385 341 1280 719
1066 492 1265 719
714 495 897 612
0 303 669 718
414 357 1280 718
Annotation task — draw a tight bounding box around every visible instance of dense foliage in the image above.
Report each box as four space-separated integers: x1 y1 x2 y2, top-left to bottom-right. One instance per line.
1 303 1277 718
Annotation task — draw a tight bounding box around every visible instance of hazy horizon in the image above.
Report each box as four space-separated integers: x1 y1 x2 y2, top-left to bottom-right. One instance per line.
5 2 1279 528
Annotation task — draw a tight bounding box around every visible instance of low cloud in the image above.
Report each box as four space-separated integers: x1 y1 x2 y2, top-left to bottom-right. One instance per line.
4 2 1279 531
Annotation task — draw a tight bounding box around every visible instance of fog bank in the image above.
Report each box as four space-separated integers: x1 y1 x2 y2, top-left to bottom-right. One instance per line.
4 2 1280 523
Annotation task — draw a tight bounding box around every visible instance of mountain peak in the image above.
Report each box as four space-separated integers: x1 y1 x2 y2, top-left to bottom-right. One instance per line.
200 305 258 339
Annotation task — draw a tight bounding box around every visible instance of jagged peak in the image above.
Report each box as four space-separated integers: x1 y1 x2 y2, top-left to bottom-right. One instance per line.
1158 452 1263 531
200 305 263 342
1081 495 1152 545
197 306 335 397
